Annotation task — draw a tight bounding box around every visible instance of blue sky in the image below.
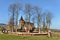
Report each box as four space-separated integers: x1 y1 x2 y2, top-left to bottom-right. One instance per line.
0 0 60 29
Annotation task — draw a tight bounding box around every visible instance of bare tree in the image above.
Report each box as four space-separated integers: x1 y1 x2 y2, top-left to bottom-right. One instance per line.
34 6 42 33
8 16 14 32
46 12 53 30
42 13 47 32
25 3 32 33
8 3 22 32
14 3 22 26
8 3 15 32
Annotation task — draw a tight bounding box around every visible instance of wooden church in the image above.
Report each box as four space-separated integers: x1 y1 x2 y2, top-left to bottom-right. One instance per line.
17 16 35 32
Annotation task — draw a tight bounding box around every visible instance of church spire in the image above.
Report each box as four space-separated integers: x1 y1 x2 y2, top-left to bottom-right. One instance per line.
20 16 24 21
21 16 23 20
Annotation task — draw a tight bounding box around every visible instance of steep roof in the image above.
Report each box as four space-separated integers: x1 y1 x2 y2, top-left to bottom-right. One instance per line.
19 16 24 21
25 22 34 26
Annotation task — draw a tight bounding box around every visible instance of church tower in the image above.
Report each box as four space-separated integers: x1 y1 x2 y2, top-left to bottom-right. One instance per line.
19 16 25 30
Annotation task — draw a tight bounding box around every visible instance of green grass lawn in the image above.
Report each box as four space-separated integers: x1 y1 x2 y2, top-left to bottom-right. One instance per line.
0 34 60 40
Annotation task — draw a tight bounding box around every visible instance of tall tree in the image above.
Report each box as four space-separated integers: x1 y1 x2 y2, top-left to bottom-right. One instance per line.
14 3 22 26
8 16 14 32
8 3 22 32
34 6 42 33
46 12 53 30
25 3 32 33
42 13 47 32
